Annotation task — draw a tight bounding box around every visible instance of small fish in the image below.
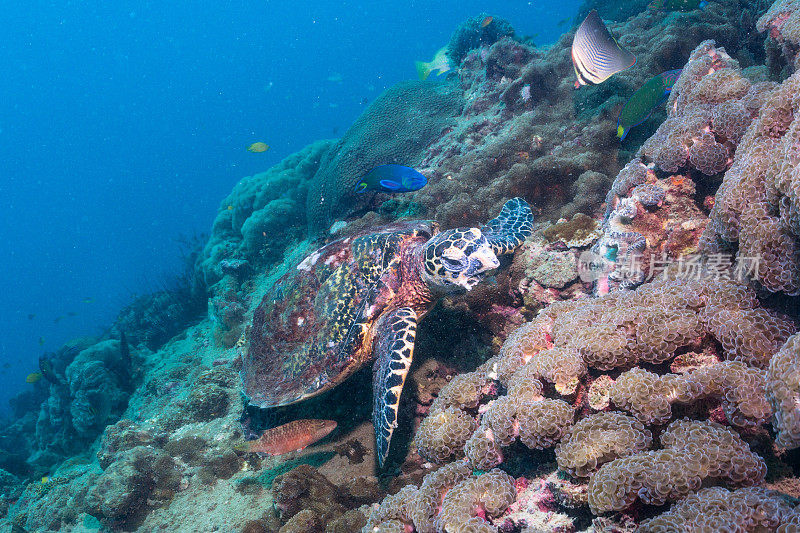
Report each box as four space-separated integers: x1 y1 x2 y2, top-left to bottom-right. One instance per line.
82 297 93 303
38 337 45 346
227 205 234 210
617 69 682 140
415 46 451 81
27 313 35 320
481 16 493 28
247 142 269 153
649 0 708 11
557 17 571 27
572 10 636 88
3 362 11 369
26 372 42 384
54 315 64 324
41 475 50 484
355 164 428 194
67 311 78 317
238 419 337 456
39 355 64 385
327 72 344 83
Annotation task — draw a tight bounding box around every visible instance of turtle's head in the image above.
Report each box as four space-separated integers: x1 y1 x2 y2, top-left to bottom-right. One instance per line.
422 228 500 292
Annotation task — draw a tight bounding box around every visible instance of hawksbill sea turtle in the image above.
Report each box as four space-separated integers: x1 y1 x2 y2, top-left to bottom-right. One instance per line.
241 198 534 466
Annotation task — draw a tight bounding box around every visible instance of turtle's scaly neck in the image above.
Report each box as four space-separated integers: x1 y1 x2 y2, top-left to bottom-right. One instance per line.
396 241 435 318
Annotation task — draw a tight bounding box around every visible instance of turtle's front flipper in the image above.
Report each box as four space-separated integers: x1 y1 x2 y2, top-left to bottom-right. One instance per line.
372 306 417 467
481 197 534 255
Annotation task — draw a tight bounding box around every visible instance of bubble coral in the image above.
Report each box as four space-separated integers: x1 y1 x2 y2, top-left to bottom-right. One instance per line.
434 469 516 533
587 419 767 514
701 67 800 294
415 406 478 464
639 41 756 177
638 486 798 532
554 412 652 478
768 332 800 450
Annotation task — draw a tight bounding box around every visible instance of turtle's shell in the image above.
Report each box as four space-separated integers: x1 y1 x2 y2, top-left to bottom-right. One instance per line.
241 220 437 408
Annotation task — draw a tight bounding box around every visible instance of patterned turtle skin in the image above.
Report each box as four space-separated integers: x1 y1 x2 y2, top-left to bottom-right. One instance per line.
241 198 534 466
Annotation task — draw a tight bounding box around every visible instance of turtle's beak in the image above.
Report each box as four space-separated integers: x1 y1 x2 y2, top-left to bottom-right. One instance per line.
461 244 500 290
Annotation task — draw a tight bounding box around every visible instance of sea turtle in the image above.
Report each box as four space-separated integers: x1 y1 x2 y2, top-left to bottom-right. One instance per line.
241 198 533 466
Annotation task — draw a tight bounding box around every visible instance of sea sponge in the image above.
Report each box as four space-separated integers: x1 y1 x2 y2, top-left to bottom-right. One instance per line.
555 412 652 478
541 213 602 248
638 486 797 532
434 469 516 533
587 419 767 513
415 407 477 464
768 333 800 450
306 80 463 235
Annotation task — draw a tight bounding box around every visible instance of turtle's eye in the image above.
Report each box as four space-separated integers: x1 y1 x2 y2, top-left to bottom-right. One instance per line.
441 248 468 272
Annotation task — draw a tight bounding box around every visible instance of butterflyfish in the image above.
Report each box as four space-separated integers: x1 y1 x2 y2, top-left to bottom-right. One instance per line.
572 10 636 88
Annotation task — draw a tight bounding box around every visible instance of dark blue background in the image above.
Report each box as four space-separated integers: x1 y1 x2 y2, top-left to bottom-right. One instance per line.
0 1 581 412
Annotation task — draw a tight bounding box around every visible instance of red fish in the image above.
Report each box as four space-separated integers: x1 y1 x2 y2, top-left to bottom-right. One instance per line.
244 419 337 455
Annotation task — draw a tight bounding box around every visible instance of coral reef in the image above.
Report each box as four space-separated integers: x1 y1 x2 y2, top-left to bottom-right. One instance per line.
701 66 800 294
198 139 333 287
3 2 799 532
373 276 797 528
306 81 464 235
768 332 800 450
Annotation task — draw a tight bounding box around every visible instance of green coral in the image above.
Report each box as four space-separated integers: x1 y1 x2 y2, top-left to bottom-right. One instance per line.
306 80 463 235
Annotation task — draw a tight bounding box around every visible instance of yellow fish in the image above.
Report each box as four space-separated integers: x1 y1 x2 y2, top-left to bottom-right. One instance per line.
415 46 451 81
26 372 42 383
481 16 493 28
247 142 269 153
227 205 234 210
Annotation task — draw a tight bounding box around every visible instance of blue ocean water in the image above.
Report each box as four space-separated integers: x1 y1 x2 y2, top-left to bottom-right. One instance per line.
0 1 580 415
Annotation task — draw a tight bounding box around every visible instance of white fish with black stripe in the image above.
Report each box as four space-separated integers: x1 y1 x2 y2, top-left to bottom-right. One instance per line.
572 10 636 88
